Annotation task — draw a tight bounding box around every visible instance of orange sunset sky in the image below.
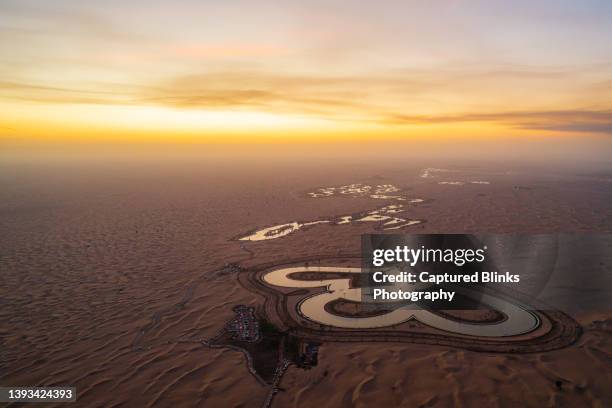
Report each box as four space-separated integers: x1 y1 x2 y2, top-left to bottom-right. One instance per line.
1 0 611 145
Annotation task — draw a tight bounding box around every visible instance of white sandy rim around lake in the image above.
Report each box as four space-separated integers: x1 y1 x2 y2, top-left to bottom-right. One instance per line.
263 266 539 337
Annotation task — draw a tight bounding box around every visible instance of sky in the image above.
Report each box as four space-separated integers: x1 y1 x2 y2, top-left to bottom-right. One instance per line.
1 0 611 144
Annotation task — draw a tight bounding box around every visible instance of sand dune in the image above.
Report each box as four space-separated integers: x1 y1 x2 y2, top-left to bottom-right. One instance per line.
1 160 610 407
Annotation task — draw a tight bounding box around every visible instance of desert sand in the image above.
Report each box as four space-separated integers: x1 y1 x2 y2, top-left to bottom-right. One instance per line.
1 157 611 407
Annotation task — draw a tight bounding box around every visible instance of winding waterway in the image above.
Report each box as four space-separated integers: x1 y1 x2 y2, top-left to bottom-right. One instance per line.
263 266 539 337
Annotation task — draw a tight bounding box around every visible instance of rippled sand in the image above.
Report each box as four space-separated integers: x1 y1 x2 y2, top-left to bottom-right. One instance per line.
1 159 611 407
